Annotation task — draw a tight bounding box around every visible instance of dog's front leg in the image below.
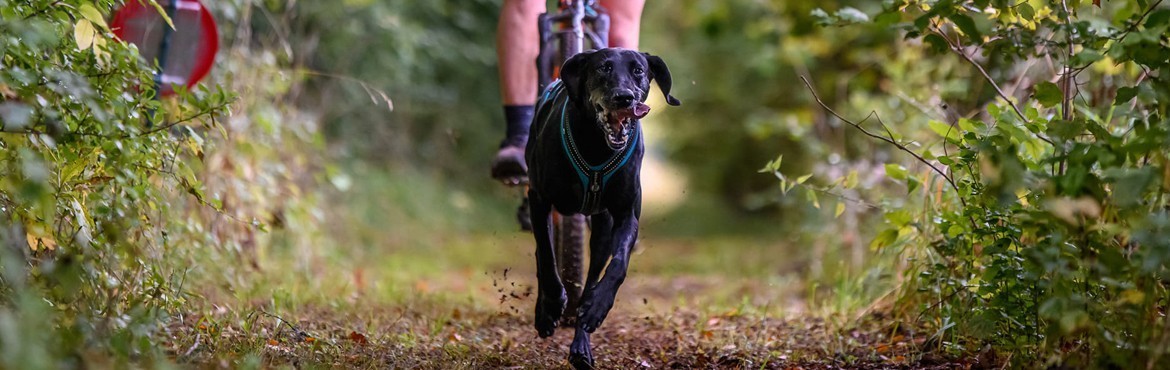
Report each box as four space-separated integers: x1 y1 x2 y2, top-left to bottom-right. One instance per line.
578 208 638 333
528 193 566 338
567 211 615 369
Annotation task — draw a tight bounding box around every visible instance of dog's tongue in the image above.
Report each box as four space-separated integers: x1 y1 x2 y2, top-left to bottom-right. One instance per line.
613 102 652 122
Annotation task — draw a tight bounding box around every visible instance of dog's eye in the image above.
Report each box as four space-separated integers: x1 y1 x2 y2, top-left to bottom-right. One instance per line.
597 63 612 74
632 67 645 76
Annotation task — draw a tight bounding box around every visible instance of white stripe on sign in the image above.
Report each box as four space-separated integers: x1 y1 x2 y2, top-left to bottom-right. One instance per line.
176 0 202 11
161 74 186 84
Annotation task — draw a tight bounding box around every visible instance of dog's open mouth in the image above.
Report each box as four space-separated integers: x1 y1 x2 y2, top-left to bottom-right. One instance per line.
599 102 650 149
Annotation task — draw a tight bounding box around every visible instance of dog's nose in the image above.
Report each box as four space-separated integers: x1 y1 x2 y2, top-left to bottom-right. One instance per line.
611 92 636 107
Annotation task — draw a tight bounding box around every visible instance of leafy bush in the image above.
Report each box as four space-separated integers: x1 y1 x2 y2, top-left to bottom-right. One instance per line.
797 0 1170 366
0 0 229 366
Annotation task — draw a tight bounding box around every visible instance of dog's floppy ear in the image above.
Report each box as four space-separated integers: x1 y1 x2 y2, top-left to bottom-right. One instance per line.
643 53 681 106
560 50 595 101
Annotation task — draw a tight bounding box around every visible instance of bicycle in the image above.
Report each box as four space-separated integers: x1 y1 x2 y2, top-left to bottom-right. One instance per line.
514 0 610 326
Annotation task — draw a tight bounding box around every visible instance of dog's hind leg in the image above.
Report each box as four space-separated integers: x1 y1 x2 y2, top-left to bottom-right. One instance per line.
528 193 566 338
578 207 638 333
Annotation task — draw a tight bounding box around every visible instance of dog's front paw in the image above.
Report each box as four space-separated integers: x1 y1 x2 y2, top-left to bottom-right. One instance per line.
534 289 567 338
577 295 615 333
568 330 594 370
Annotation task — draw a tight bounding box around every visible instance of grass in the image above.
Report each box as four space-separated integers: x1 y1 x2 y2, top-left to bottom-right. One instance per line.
165 167 969 369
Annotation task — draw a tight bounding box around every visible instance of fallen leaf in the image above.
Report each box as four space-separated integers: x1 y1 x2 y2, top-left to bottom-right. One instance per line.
452 308 462 320
449 332 463 342
267 339 278 345
347 331 368 345
304 337 316 343
701 330 713 339
706 317 721 326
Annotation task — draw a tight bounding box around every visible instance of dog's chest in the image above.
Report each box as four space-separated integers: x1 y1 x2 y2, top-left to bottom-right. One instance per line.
529 80 642 215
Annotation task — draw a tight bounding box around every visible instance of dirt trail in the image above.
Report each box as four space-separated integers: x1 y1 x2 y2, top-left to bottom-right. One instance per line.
170 235 967 369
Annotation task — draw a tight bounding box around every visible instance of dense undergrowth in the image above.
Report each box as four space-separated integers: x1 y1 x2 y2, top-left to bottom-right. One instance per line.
0 0 329 367
792 0 1170 367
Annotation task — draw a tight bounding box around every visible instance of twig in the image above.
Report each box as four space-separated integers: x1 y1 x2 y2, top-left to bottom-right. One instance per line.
129 101 233 138
250 310 313 342
298 70 394 111
182 333 201 357
930 26 1030 125
800 76 965 202
1110 0 1164 44
1060 0 1075 122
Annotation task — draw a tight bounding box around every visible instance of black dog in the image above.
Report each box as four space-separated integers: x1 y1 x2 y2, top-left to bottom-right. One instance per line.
525 48 680 368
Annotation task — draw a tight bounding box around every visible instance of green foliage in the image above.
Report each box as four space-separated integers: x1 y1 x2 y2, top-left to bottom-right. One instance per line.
0 0 231 366
799 0 1170 366
243 0 501 177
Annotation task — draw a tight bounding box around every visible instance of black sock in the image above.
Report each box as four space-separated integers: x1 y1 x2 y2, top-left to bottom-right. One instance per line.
502 105 534 148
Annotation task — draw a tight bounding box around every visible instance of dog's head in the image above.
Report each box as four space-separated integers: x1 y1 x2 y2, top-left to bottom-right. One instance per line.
561 48 681 150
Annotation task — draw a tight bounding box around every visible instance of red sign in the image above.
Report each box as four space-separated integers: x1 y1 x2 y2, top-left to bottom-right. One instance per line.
111 0 219 96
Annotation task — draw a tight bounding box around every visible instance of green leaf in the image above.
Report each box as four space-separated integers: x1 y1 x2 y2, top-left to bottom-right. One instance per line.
1017 3 1035 21
870 229 898 250
874 11 901 27
1071 50 1103 66
1114 86 1138 105
1144 9 1170 28
806 188 820 209
1034 82 1063 108
885 164 908 181
835 202 846 218
811 8 833 26
928 120 960 142
907 176 921 194
796 173 813 184
837 7 870 24
924 34 949 53
1046 119 1086 141
948 14 982 42
79 3 109 31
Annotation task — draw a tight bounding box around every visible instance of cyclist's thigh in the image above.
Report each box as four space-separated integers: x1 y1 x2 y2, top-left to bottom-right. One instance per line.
501 0 545 19
600 0 645 49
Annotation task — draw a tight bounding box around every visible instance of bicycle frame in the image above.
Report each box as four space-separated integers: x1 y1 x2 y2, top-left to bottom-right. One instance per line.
536 0 609 92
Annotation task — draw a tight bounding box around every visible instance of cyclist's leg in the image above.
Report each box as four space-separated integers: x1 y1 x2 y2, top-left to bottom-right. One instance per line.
492 0 545 181
601 0 645 49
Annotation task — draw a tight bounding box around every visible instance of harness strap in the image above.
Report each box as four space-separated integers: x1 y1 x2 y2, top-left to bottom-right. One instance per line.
536 80 639 214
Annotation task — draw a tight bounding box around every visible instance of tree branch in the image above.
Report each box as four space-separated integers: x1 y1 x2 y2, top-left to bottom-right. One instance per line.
800 76 965 204
930 26 1031 125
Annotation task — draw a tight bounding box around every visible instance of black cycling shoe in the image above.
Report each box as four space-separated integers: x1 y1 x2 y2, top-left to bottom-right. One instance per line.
491 144 528 185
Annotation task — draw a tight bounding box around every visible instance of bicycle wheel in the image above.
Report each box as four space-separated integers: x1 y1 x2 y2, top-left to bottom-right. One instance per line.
554 212 587 324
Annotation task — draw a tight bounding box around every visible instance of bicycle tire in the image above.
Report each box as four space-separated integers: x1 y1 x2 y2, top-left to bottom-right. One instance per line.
554 212 587 323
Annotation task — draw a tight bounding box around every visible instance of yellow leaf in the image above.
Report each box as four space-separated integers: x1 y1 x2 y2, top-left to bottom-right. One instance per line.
25 234 57 251
835 202 846 218
74 19 95 50
844 170 859 188
79 3 108 31
146 0 175 29
1121 289 1145 304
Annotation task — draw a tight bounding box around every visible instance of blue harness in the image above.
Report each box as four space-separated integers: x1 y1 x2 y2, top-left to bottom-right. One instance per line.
535 80 640 214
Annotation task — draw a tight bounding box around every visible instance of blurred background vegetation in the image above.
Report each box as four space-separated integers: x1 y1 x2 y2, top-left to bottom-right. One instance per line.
2 0 1169 368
